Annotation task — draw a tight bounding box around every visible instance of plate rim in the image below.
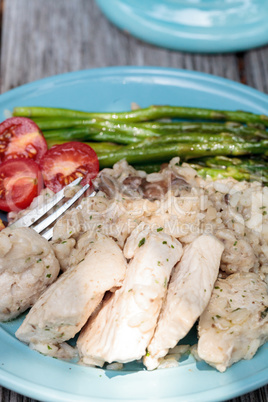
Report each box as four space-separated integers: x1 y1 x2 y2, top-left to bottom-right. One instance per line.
0 66 268 402
2 65 268 106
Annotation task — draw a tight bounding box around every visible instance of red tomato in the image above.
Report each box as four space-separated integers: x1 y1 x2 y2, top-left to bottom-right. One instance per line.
0 117 47 163
40 142 99 192
0 159 43 212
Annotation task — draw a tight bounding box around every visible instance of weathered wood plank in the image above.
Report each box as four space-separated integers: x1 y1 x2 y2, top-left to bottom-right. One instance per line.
0 387 35 402
1 0 240 93
244 46 268 94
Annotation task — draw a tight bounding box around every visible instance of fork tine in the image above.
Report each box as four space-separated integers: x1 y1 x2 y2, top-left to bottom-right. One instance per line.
32 183 91 235
41 227 54 241
41 187 96 241
10 177 82 229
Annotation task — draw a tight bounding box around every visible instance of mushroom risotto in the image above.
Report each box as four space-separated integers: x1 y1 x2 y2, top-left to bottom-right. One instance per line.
2 157 267 372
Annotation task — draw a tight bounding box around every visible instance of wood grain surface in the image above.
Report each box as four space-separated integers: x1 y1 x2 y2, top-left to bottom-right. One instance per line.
0 1 267 401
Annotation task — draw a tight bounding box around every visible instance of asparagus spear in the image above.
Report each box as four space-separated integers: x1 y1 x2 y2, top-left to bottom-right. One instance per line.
13 105 268 127
141 121 268 139
44 128 254 147
32 118 268 139
133 160 268 183
98 140 268 168
190 156 268 183
132 163 162 174
195 155 268 172
125 133 257 148
35 119 161 138
46 138 122 153
43 127 142 145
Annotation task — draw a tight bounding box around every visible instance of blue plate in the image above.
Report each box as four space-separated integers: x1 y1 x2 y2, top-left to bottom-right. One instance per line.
95 0 268 53
0 67 268 402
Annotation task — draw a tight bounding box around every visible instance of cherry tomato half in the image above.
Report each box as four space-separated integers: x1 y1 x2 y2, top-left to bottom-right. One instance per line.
0 117 47 163
0 159 43 212
40 142 99 192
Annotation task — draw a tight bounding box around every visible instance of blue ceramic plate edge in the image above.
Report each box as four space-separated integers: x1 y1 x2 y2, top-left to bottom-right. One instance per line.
1 66 268 110
95 0 268 53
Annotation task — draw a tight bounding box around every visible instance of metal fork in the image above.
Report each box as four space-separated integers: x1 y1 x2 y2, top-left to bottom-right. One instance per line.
9 178 95 240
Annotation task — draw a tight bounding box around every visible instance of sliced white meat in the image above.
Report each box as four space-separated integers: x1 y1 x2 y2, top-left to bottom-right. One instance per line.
77 223 183 367
198 272 268 372
16 233 127 354
144 234 224 370
0 227 60 321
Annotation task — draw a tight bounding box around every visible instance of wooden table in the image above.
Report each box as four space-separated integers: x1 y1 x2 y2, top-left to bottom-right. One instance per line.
0 0 267 401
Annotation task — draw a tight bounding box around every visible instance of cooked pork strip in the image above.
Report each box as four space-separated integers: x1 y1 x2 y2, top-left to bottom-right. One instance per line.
144 235 224 370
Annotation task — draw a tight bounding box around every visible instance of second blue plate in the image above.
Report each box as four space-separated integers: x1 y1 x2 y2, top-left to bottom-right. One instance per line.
95 0 268 53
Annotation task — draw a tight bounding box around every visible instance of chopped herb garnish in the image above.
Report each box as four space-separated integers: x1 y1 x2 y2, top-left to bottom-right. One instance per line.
138 238 146 247
162 241 167 245
46 265 50 269
233 241 237 246
47 345 52 350
36 259 42 263
157 261 161 266
171 244 174 249
46 274 51 278
157 227 163 232
61 241 67 244
90 215 92 220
